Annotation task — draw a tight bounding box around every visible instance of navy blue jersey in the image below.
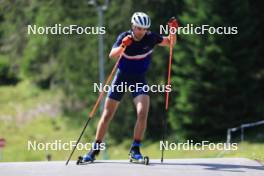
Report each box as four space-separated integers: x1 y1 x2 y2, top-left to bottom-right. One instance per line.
112 30 163 74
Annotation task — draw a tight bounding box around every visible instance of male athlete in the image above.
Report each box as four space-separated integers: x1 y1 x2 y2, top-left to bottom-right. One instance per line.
81 12 178 163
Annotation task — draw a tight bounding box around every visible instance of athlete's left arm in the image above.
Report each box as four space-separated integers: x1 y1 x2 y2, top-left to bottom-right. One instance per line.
158 17 179 47
158 34 177 47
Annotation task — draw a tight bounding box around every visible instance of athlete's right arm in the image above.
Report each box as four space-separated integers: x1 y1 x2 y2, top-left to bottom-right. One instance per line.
109 35 133 59
109 46 126 59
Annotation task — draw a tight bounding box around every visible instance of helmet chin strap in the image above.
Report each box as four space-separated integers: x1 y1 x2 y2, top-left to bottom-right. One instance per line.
131 30 138 40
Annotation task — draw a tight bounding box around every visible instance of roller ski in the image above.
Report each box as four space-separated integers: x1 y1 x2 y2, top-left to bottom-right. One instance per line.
128 141 149 165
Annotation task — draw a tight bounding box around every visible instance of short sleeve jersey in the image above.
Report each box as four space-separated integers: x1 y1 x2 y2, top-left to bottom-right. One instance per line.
112 30 163 74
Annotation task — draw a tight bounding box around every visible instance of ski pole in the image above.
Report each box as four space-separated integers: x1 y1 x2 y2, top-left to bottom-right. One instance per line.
161 33 173 163
165 18 175 111
161 17 176 163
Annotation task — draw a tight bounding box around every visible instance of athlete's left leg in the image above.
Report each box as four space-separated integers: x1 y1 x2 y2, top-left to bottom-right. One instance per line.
129 94 150 161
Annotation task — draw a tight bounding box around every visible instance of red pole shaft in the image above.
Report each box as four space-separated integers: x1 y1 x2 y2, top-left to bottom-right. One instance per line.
165 34 173 111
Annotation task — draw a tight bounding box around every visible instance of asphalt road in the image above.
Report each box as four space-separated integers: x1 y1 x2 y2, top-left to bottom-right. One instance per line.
0 158 263 176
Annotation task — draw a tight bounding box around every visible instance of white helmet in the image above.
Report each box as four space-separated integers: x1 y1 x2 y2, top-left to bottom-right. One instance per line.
131 12 151 28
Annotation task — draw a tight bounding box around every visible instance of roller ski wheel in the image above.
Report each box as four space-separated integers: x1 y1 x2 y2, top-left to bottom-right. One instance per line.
144 156 149 165
76 156 83 165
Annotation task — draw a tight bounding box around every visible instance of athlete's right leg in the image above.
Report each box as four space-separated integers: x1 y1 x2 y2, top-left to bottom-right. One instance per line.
81 97 119 163
82 69 125 163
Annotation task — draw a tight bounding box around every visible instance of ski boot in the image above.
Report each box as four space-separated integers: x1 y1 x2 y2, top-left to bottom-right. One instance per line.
77 142 101 165
129 141 149 165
